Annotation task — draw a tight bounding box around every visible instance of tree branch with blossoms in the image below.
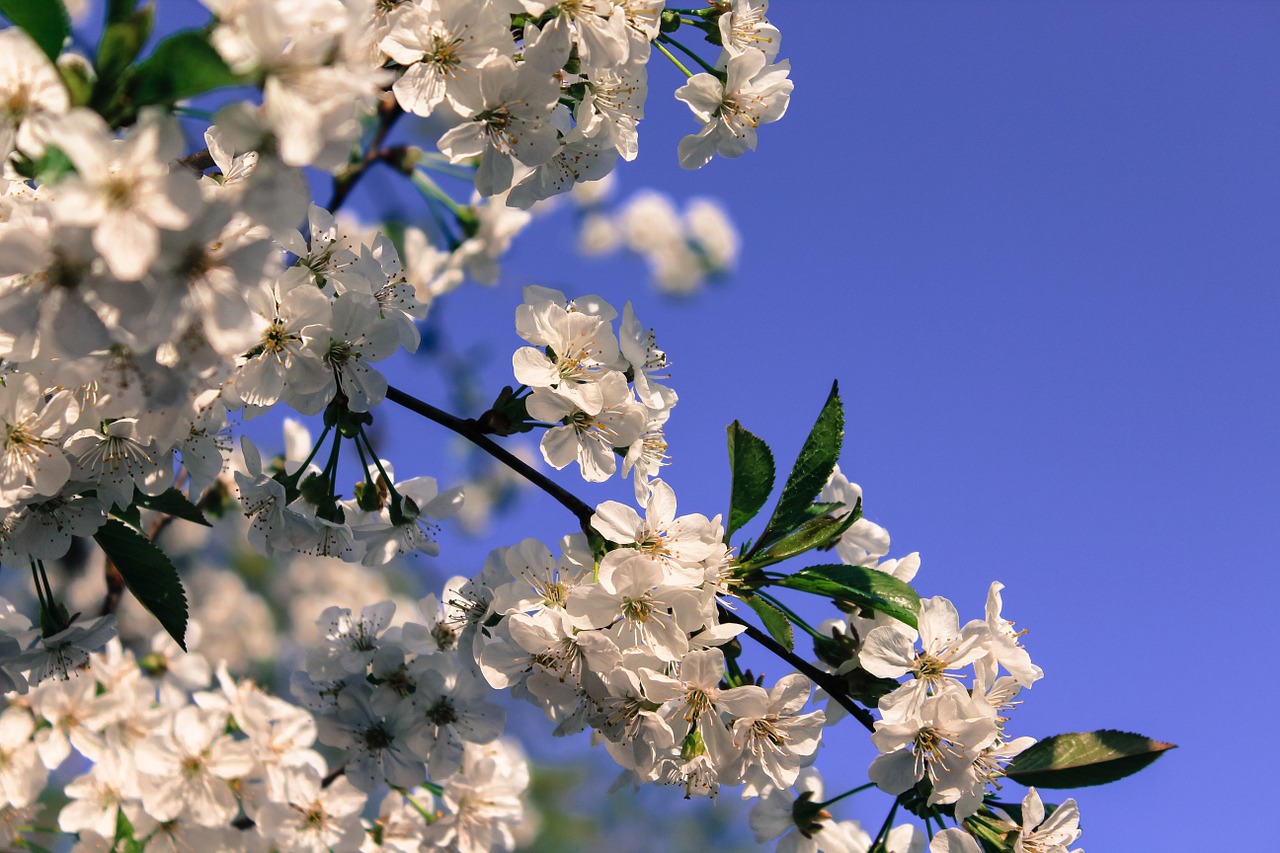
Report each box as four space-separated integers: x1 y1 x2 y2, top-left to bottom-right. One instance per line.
0 1 1174 852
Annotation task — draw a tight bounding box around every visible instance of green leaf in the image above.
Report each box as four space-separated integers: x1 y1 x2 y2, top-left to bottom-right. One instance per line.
106 0 139 25
739 509 860 571
776 563 920 629
726 421 774 541
93 519 188 650
755 382 843 552
110 502 142 530
135 488 211 527
130 30 240 108
58 57 94 107
33 145 75 184
0 0 70 62
91 3 151 116
744 595 793 652
1005 730 1176 788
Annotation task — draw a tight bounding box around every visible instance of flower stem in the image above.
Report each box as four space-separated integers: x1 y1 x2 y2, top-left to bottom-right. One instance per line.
653 41 694 78
358 426 404 505
818 782 877 808
412 170 473 220
657 34 723 77
870 798 901 852
289 424 333 485
328 96 405 213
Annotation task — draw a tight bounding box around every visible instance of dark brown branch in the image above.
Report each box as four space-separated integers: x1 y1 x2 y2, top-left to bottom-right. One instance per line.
385 385 594 530
100 558 125 617
173 148 216 174
328 95 405 213
383 385 878 731
717 607 875 731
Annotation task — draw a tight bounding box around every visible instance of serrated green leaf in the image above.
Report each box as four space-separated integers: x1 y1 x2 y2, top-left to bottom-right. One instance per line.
1005 730 1176 788
754 382 843 553
135 488 210 527
739 510 859 571
131 30 240 107
744 595 793 652
110 502 142 530
0 0 70 62
797 501 847 522
726 421 774 541
776 563 920 629
93 519 188 650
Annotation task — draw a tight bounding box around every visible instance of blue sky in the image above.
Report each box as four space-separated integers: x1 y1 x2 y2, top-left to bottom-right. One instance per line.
449 3 1278 848
53 1 1280 848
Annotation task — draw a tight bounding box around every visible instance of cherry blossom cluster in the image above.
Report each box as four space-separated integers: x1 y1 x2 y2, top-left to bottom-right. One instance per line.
514 286 676 494
0 607 530 852
453 498 826 800
798 472 1082 853
0 0 1151 846
748 769 1082 853
0 110 458 575
196 0 792 205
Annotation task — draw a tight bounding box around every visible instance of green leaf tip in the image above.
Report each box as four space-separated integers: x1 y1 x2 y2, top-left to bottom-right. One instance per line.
93 518 189 650
1005 729 1177 789
744 595 794 652
753 382 843 555
726 420 775 541
0 0 71 63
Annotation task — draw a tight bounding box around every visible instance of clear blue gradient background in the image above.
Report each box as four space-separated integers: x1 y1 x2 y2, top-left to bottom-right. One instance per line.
51 1 1280 849
423 4 1277 848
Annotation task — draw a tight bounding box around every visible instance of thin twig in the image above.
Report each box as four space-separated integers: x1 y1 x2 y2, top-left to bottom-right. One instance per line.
328 96 405 213
385 385 594 529
172 148 215 174
99 557 125 617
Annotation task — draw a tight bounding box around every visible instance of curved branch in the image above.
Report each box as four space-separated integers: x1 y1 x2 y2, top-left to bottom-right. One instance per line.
328 96 405 213
384 384 877 732
717 606 875 731
173 148 216 174
384 386 593 529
